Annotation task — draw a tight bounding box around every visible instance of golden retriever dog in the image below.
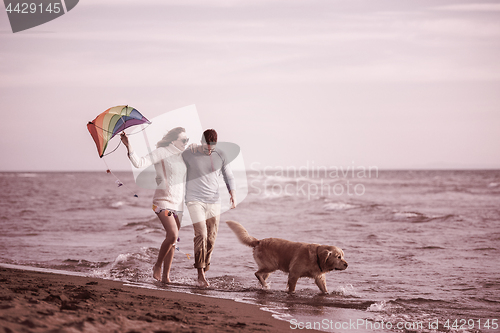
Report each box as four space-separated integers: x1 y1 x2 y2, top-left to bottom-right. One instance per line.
226 220 348 293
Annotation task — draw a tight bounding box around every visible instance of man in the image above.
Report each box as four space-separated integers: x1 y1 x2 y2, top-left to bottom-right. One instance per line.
182 129 236 287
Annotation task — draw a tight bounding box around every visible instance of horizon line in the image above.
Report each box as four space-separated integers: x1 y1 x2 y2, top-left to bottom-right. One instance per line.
1 167 499 173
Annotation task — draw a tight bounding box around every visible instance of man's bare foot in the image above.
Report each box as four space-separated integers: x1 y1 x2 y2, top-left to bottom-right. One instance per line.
153 264 162 281
197 276 209 287
197 268 209 287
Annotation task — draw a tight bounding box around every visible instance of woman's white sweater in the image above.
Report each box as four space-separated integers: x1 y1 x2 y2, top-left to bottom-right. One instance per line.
127 144 186 212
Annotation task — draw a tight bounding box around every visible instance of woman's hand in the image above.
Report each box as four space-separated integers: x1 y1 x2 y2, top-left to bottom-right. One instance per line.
120 133 131 153
120 132 129 147
187 143 198 153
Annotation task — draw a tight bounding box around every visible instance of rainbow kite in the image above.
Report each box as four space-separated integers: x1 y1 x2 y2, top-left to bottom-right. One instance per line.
87 105 151 158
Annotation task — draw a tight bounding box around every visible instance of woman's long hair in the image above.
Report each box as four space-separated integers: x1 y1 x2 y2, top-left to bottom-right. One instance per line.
156 127 185 148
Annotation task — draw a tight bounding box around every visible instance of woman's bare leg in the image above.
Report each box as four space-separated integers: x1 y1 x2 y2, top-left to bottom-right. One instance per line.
153 211 178 282
162 246 175 282
161 214 181 283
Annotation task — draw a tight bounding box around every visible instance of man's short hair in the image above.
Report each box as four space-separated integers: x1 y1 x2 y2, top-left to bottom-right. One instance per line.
202 129 217 144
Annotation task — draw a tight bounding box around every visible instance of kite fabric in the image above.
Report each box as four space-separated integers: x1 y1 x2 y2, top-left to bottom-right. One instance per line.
87 105 151 157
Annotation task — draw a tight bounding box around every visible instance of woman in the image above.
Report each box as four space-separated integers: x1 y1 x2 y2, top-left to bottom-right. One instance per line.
120 127 188 283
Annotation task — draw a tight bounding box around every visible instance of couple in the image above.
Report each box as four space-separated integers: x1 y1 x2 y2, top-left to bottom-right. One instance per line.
121 128 236 287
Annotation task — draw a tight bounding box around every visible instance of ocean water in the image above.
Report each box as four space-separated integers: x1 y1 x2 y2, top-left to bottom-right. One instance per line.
1 170 499 333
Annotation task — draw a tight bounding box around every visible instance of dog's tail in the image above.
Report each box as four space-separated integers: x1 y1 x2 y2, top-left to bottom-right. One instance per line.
226 221 259 247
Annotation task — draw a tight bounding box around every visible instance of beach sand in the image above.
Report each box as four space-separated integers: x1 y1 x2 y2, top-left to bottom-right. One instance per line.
0 266 317 333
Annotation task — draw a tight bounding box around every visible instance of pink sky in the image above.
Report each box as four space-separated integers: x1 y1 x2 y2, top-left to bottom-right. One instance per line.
1 0 499 171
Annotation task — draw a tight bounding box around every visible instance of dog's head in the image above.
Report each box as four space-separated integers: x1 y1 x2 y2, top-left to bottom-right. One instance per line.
318 245 348 272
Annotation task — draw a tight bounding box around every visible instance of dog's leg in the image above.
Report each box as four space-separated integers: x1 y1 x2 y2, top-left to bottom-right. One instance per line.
287 274 300 293
255 270 272 289
261 272 270 283
314 274 328 293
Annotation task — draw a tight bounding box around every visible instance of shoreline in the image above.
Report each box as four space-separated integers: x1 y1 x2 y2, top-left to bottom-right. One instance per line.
0 265 320 332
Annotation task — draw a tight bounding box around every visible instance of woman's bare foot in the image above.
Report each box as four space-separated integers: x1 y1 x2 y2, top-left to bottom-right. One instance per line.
197 268 209 287
153 264 162 281
162 277 171 284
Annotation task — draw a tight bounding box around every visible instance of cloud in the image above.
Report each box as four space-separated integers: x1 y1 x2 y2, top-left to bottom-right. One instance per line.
416 18 500 38
432 3 500 12
2 0 500 89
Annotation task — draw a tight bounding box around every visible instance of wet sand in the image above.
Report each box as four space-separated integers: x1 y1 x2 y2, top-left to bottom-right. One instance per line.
0 266 318 332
